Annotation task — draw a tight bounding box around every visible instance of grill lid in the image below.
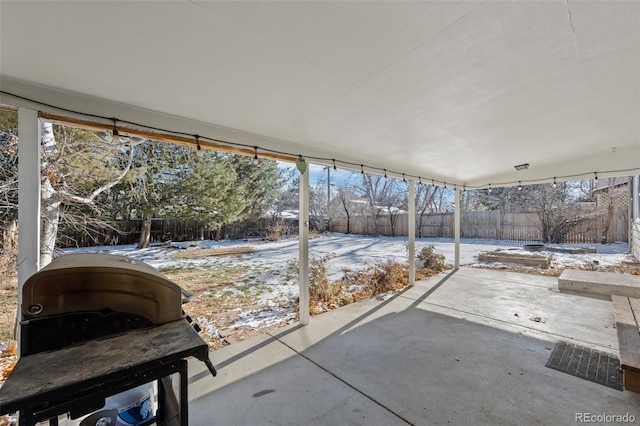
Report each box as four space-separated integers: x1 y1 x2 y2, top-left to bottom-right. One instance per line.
22 253 184 325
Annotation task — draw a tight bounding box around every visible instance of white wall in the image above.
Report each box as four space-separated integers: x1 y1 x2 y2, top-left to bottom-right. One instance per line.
632 176 640 261
633 219 640 261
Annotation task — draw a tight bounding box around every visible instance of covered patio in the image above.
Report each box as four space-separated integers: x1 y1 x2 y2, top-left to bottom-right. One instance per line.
1 1 640 424
188 267 639 425
2 0 639 325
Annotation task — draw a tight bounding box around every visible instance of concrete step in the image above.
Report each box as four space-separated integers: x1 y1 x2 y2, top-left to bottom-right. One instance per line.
558 270 640 298
612 295 640 393
478 251 550 269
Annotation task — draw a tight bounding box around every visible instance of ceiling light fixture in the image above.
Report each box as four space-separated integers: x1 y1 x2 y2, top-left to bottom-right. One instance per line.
514 163 529 171
296 156 307 174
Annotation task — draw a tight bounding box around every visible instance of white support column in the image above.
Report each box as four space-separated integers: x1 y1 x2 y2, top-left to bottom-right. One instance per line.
408 179 416 286
17 108 41 340
454 187 460 269
298 165 310 325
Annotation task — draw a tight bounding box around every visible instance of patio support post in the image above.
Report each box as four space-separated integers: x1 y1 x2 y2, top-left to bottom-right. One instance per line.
17 107 42 341
454 187 460 269
408 179 415 286
299 162 310 325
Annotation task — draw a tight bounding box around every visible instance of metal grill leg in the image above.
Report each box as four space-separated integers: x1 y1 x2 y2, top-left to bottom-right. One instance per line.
179 360 188 426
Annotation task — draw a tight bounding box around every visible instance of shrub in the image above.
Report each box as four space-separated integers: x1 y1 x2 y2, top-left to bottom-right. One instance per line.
308 255 334 303
289 246 449 317
266 218 292 241
416 245 447 273
366 260 408 295
288 255 345 314
341 259 410 298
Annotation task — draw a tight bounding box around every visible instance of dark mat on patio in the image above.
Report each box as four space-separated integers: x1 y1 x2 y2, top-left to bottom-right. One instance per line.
545 341 623 391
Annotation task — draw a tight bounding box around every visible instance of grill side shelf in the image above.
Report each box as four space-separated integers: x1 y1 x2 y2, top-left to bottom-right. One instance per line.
0 320 215 416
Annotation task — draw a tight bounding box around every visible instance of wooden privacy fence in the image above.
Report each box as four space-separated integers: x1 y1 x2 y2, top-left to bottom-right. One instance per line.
56 217 299 248
38 207 630 248
330 207 629 243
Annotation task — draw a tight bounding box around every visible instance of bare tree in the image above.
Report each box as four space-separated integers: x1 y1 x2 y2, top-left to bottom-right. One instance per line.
39 123 141 265
508 182 592 243
415 183 444 237
359 173 406 235
336 185 359 234
309 181 327 231
600 177 617 243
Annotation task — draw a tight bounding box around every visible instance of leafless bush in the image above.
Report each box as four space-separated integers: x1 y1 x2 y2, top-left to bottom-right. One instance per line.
266 218 293 241
416 245 447 273
289 247 450 316
364 260 408 294
288 255 357 314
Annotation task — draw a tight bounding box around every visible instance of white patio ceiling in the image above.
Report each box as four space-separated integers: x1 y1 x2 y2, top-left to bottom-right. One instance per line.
1 0 639 188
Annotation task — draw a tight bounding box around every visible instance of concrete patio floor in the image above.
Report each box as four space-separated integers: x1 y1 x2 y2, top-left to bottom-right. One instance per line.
188 267 640 425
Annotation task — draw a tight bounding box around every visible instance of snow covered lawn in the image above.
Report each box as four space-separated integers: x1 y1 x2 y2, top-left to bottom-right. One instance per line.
64 234 635 348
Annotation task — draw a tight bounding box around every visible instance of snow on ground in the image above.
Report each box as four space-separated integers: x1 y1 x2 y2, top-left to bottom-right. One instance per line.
63 234 634 337
65 233 631 275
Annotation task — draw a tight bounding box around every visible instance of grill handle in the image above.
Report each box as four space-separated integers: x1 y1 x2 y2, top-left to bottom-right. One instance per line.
181 287 194 304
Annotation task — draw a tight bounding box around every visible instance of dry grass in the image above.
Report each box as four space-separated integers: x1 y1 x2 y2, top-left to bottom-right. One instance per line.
170 246 254 259
160 264 249 293
161 264 283 348
0 250 17 291
0 248 17 342
0 289 17 342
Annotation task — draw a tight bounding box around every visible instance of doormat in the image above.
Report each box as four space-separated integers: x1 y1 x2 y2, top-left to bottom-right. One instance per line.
545 341 623 391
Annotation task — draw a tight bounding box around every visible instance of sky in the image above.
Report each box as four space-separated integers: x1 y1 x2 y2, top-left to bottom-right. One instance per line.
278 160 355 187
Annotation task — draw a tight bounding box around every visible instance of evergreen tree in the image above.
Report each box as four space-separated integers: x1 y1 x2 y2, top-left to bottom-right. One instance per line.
106 140 188 248
174 151 244 240
230 155 280 221
474 187 509 211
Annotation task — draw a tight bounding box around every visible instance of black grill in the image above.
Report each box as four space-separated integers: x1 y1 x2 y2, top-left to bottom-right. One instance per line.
1 253 216 426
